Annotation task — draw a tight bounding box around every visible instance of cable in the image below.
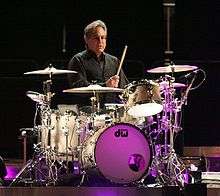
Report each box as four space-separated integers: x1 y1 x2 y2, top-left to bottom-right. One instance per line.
190 68 206 91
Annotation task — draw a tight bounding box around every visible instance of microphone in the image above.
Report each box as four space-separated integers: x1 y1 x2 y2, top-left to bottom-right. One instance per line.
180 70 198 106
180 69 200 79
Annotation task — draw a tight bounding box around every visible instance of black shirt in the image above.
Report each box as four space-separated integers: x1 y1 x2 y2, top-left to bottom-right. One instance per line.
67 50 129 106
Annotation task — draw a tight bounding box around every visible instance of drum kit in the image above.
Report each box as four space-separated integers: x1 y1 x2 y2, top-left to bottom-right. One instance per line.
10 63 204 187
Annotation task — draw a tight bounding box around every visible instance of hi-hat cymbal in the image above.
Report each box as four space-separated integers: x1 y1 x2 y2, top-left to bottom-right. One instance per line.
147 65 198 73
63 84 124 93
26 91 46 104
24 66 77 75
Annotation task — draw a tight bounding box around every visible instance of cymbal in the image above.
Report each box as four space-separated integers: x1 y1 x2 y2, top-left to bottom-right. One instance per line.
147 65 198 73
24 66 77 75
63 85 124 93
26 91 46 103
160 81 186 89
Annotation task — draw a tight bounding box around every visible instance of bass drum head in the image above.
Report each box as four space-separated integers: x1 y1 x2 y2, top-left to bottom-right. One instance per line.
95 123 151 184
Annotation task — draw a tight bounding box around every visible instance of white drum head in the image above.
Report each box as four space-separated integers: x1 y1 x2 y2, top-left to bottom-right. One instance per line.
128 103 163 117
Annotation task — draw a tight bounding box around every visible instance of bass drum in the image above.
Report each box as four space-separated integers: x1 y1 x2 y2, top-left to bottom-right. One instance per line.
82 123 152 184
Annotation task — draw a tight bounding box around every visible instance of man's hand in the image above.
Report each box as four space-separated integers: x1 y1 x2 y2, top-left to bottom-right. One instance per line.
106 75 119 88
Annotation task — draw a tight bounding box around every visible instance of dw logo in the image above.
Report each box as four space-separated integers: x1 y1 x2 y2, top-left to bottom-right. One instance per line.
114 129 128 137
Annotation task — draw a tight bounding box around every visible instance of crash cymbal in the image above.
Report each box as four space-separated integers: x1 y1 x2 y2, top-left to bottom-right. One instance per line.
63 84 124 93
24 66 77 75
147 65 198 73
160 81 186 89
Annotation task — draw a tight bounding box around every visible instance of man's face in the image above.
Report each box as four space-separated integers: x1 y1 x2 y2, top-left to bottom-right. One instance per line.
85 26 107 56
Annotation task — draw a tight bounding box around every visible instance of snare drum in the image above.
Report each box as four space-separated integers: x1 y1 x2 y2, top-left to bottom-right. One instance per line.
82 123 152 184
123 80 163 117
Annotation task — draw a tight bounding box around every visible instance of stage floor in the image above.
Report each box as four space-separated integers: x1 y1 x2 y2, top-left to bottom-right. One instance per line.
0 186 182 196
2 158 220 196
0 184 218 196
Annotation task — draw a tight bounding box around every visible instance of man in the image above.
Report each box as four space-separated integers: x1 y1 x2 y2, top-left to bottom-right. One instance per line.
67 20 129 107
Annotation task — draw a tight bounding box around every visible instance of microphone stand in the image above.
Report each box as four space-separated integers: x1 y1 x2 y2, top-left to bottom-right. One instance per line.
180 74 197 107
148 76 188 188
163 0 175 66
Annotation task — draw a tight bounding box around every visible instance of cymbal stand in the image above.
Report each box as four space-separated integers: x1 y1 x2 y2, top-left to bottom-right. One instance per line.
38 77 60 185
90 91 101 113
89 91 101 131
149 76 187 188
9 142 58 186
10 101 58 186
11 76 60 186
78 91 101 186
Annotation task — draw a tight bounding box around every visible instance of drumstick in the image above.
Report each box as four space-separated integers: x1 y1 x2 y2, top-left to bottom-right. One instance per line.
116 45 128 76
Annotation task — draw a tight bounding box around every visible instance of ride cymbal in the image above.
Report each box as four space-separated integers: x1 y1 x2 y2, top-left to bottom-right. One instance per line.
147 65 198 73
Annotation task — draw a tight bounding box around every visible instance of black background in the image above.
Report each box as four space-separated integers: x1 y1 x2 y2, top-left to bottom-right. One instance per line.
0 1 220 158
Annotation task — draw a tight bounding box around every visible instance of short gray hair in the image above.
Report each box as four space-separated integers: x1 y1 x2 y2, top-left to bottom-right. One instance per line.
84 20 107 39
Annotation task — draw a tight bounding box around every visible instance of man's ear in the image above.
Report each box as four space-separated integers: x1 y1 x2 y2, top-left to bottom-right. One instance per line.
84 36 88 44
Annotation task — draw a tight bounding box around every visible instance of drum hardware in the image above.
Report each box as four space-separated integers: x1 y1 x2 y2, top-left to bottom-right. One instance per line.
143 1 200 186
90 93 100 114
179 72 197 107
133 70 205 187
10 66 79 186
10 143 58 186
145 75 188 188
14 103 61 186
17 64 205 187
62 112 72 162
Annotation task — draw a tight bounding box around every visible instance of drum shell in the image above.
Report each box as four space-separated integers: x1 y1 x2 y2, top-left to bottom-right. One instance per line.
40 110 81 156
123 80 163 117
125 80 161 106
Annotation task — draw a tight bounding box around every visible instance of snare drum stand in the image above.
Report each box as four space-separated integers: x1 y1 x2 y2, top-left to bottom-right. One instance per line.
149 78 187 188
